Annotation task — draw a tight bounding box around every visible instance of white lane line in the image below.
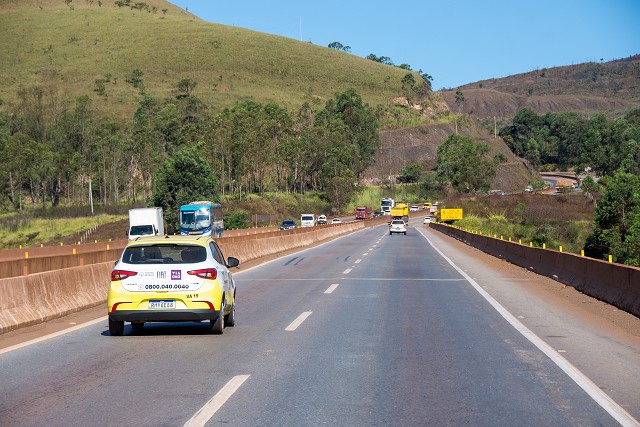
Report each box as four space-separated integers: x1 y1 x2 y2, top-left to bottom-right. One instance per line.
354 259 362 264
0 316 108 355
324 284 340 294
418 229 640 427
362 252 369 257
184 375 250 427
342 268 352 275
285 311 313 331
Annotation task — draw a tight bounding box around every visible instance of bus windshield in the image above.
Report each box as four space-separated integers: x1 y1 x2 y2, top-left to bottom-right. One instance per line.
180 208 211 231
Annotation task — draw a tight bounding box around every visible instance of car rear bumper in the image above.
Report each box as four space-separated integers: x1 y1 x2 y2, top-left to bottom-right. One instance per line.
109 309 219 322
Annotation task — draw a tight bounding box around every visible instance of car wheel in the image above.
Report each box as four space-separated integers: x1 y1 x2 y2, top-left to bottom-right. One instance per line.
389 231 392 235
404 231 407 235
210 300 224 335
109 318 124 336
224 295 236 327
131 322 144 331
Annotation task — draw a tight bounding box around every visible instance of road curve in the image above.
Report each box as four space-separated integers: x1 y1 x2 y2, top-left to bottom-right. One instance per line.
1 219 638 426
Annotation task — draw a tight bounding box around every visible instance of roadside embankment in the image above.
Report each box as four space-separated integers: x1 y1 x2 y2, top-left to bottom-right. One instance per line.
430 222 640 318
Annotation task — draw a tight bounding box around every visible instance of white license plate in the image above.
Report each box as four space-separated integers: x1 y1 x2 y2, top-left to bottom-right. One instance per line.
149 300 176 309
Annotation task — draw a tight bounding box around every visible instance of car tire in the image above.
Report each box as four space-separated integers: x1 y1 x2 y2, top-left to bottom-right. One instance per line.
210 300 224 335
404 231 407 235
389 231 392 235
109 318 124 336
224 295 236 327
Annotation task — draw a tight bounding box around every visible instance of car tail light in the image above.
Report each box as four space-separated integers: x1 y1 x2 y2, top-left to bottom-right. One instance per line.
188 268 218 279
111 269 138 281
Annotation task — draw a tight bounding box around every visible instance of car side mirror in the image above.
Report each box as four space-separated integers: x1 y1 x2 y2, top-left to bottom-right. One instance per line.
227 256 240 268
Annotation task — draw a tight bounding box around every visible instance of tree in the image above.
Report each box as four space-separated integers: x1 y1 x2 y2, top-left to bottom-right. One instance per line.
584 171 640 265
150 146 218 233
176 79 197 99
125 69 145 93
398 163 421 183
328 42 351 52
436 134 497 194
401 73 417 100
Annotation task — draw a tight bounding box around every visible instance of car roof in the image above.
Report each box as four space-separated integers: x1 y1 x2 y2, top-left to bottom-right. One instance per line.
126 235 212 248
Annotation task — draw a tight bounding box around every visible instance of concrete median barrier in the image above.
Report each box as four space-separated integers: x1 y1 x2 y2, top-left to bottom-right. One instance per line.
0 262 113 334
0 221 367 334
430 223 640 318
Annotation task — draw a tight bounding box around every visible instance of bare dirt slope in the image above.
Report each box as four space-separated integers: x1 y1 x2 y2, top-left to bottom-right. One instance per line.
365 120 535 191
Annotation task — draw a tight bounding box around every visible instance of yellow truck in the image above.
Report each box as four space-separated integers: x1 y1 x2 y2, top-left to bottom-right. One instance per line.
390 203 409 221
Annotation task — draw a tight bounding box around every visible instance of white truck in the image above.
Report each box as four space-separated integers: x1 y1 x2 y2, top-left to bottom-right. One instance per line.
300 214 316 227
128 207 165 240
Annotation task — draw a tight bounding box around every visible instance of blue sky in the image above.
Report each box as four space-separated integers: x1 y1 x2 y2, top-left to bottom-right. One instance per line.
167 1 640 90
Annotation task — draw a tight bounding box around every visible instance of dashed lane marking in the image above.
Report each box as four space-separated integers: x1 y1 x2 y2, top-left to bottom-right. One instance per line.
285 311 313 331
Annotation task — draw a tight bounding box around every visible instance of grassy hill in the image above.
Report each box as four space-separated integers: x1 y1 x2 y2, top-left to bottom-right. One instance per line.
0 0 417 118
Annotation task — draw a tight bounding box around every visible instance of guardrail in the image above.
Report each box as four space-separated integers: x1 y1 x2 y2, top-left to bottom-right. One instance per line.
429 222 640 318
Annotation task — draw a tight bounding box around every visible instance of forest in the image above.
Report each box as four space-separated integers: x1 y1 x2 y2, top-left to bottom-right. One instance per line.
0 84 379 212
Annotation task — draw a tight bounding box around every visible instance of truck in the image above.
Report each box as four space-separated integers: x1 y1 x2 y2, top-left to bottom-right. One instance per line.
300 214 316 227
381 198 394 216
390 202 409 222
128 207 164 240
354 206 372 220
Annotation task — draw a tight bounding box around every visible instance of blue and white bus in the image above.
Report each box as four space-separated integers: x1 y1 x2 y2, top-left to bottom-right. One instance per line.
179 201 224 238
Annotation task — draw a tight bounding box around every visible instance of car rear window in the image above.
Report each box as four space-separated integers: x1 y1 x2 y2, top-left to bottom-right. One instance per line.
122 245 207 264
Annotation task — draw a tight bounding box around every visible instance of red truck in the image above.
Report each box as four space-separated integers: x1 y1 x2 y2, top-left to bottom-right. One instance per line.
355 206 372 220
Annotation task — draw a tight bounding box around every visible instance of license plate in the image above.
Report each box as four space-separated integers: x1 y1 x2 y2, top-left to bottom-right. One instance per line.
149 300 176 309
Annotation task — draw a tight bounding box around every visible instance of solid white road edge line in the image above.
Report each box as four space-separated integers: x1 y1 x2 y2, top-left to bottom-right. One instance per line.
324 284 340 294
417 228 639 427
0 316 108 355
183 374 250 427
285 311 312 331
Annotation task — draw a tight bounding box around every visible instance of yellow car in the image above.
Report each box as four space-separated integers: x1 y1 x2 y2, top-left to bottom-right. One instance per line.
107 235 239 336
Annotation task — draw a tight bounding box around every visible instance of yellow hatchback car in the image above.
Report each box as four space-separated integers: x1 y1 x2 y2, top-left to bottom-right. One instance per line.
107 235 239 336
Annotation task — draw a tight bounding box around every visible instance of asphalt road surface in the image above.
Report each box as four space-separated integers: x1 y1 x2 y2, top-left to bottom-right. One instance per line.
1 219 639 426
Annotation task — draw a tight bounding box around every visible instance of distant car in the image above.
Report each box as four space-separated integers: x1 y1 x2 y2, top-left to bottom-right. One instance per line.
389 219 407 235
488 190 505 196
409 205 419 212
279 219 297 230
423 216 432 224
524 186 533 193
107 235 239 336
317 214 327 225
331 218 342 224
372 211 382 217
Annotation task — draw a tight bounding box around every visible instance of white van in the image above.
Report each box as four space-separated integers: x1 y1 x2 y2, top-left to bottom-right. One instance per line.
300 214 315 227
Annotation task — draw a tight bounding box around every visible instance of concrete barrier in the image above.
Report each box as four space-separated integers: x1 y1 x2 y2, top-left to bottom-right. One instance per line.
430 223 640 318
0 221 367 334
0 263 113 333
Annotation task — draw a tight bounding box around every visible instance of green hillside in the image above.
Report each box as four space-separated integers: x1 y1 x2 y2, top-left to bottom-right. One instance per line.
0 0 418 118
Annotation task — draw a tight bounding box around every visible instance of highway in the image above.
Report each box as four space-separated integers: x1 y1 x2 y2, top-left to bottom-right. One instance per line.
1 219 639 426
